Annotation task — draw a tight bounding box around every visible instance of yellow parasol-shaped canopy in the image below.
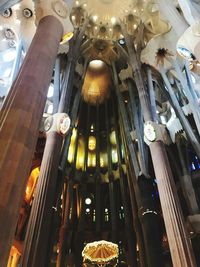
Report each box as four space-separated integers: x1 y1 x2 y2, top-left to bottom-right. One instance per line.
82 240 119 266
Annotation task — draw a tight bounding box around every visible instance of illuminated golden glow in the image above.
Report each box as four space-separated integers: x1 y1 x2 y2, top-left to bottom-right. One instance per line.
60 32 73 44
89 60 105 69
7 246 21 267
100 152 108 168
68 128 77 163
82 240 119 265
67 127 116 170
88 152 96 167
110 131 117 145
76 136 85 170
25 167 40 203
88 136 96 151
82 60 111 105
111 148 118 163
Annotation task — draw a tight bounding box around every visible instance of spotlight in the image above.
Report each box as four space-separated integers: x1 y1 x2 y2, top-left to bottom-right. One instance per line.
85 198 92 205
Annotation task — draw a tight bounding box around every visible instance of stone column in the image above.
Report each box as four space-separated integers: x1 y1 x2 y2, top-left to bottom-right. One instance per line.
150 141 196 266
21 114 69 267
0 15 63 267
122 28 197 267
21 37 88 267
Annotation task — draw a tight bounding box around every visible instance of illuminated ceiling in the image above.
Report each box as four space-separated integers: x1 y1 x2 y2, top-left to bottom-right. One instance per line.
82 60 111 105
1 0 200 101
71 0 171 42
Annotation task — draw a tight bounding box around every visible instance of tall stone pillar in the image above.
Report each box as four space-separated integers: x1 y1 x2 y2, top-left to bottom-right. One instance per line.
150 141 196 266
122 28 197 267
21 18 88 266
21 114 70 267
0 15 63 267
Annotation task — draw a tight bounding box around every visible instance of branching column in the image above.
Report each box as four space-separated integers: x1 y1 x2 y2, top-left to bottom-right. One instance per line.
0 15 63 267
122 29 197 267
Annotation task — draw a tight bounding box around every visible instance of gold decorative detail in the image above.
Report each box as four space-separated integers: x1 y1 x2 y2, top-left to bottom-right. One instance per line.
25 167 40 203
82 60 111 105
82 240 119 267
88 136 96 150
60 32 73 44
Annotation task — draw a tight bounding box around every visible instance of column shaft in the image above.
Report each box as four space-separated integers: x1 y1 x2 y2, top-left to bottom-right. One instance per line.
150 141 196 267
22 131 63 267
22 62 82 266
0 15 63 267
122 29 197 267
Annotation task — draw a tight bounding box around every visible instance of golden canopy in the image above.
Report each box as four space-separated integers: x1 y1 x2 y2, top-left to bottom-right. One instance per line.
82 240 119 267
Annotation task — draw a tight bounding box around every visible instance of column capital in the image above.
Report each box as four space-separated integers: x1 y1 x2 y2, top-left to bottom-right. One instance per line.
144 121 171 145
44 113 71 136
34 0 73 38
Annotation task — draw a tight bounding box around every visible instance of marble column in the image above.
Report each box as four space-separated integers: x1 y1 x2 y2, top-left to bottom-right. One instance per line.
0 15 63 267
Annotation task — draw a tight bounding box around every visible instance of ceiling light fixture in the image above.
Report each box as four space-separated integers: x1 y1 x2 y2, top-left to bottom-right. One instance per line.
111 17 116 24
93 15 98 22
85 198 92 205
89 59 105 69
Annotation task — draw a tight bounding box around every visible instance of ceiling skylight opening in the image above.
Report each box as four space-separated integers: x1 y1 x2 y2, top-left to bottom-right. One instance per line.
89 60 105 69
93 15 98 22
119 38 125 45
111 17 117 25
